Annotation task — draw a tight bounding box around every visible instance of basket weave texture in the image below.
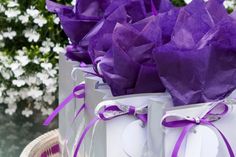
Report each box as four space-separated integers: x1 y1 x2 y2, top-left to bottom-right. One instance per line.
20 129 60 157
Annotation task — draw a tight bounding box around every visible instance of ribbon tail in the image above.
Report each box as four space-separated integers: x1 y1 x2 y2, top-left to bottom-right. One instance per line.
72 103 86 123
74 117 100 157
210 123 235 157
64 104 86 153
136 114 147 124
172 124 195 157
43 93 75 126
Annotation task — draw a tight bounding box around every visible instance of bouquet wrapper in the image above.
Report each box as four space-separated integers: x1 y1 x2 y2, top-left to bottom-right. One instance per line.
99 16 166 96
46 0 150 63
156 94 236 157
153 0 236 106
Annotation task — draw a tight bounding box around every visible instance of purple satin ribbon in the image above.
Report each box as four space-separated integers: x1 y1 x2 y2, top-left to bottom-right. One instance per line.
162 102 235 157
43 83 85 126
73 104 147 157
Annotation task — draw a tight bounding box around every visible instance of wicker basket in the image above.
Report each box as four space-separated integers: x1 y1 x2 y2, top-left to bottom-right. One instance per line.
20 129 61 157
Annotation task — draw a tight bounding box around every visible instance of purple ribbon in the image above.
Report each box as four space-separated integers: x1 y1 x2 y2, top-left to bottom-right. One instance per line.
162 102 235 157
73 104 148 157
43 83 85 126
41 144 60 157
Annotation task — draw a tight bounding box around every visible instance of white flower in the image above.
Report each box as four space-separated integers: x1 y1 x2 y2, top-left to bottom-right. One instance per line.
12 79 26 87
184 0 191 4
7 1 19 8
34 101 42 110
15 55 30 66
25 76 37 86
1 56 12 68
41 62 52 70
0 86 6 97
71 0 76 5
16 49 24 55
22 108 33 117
4 97 17 105
6 89 19 98
0 85 6 93
0 97 4 104
5 8 20 18
40 38 54 54
0 34 3 40
47 69 57 77
42 78 56 86
0 4 5 13
1 70 12 80
0 54 9 61
43 94 55 104
18 88 28 99
33 58 40 64
2 28 16 40
10 62 21 71
27 87 43 99
53 16 60 24
47 84 57 93
37 72 49 82
0 42 5 48
19 14 29 24
224 0 235 8
41 107 53 116
26 6 39 18
24 28 40 42
5 105 17 116
39 46 50 54
53 44 65 54
184 0 208 4
5 108 16 115
42 38 54 47
33 15 47 27
13 67 24 77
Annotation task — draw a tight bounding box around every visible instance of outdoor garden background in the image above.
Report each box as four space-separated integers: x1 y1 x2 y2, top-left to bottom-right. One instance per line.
0 0 235 156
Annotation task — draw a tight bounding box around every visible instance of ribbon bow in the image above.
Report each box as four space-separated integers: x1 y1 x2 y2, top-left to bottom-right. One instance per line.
43 83 85 126
96 102 148 123
73 102 148 157
162 102 235 157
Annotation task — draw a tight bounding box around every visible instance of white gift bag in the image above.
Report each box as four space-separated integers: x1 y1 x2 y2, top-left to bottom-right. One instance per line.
72 75 173 157
151 99 236 157
78 75 109 157
92 94 167 157
59 54 81 157
58 54 93 157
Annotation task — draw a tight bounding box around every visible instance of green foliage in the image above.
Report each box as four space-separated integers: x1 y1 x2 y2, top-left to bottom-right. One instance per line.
172 0 186 7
